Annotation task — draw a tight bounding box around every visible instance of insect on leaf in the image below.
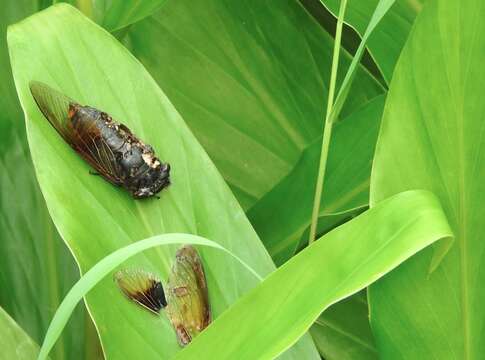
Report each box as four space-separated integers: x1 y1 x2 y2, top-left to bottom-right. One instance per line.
29 81 170 198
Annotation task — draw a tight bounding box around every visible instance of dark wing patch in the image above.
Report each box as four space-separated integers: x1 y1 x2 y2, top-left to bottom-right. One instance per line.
114 269 167 314
29 81 123 186
166 245 211 346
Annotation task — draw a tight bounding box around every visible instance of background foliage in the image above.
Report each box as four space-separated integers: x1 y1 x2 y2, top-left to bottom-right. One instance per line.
370 0 485 358
1 0 483 359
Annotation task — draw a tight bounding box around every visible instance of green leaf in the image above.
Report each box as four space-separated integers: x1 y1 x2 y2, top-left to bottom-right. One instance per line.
310 291 377 360
97 0 167 31
297 207 367 255
8 4 316 358
248 95 385 264
174 190 452 360
126 0 384 211
369 0 485 357
55 0 167 31
0 306 42 360
0 2 95 360
319 0 424 83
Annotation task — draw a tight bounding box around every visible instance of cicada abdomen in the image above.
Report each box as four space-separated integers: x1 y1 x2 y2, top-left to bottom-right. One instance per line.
29 81 170 199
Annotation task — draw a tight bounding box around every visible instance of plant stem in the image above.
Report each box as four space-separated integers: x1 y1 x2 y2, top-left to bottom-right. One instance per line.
308 0 347 245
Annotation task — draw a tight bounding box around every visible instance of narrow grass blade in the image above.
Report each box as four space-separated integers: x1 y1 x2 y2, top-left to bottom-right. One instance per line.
309 0 348 245
329 0 396 124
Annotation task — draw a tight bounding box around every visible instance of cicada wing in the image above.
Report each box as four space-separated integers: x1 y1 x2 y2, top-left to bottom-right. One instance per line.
114 269 167 315
176 245 211 327
66 106 124 185
29 81 74 137
166 245 211 346
29 81 123 185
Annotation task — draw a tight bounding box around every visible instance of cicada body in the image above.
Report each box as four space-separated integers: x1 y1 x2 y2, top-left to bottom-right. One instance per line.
114 245 211 346
165 245 211 346
29 81 170 199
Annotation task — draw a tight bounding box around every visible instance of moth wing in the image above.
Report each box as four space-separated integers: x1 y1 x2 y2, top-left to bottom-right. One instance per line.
166 245 211 346
114 269 166 314
29 81 123 185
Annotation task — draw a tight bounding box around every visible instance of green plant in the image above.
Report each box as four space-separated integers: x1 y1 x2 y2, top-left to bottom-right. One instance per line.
1 0 482 359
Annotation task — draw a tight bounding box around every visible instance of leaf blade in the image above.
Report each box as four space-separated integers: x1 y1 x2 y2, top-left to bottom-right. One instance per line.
369 0 485 357
175 190 452 360
0 306 43 360
126 0 384 211
0 2 95 359
8 4 316 358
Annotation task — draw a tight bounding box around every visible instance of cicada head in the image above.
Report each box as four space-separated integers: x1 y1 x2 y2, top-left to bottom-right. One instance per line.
131 162 171 199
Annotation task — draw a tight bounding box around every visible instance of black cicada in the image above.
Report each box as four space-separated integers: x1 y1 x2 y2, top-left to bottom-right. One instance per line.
29 81 170 199
114 245 211 346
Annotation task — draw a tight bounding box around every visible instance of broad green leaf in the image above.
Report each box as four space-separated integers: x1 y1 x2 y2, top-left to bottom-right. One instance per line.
248 95 385 264
296 208 366 255
0 2 95 359
126 0 384 211
319 0 424 83
0 306 42 360
369 0 485 358
175 190 452 360
97 0 167 31
310 291 377 360
8 4 317 359
55 0 167 30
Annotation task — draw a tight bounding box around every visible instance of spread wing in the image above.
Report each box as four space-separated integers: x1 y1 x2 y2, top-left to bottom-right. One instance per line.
166 245 211 346
114 269 167 314
29 81 123 185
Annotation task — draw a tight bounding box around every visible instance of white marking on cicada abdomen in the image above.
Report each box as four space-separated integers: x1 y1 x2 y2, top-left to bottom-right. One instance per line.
142 152 161 169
